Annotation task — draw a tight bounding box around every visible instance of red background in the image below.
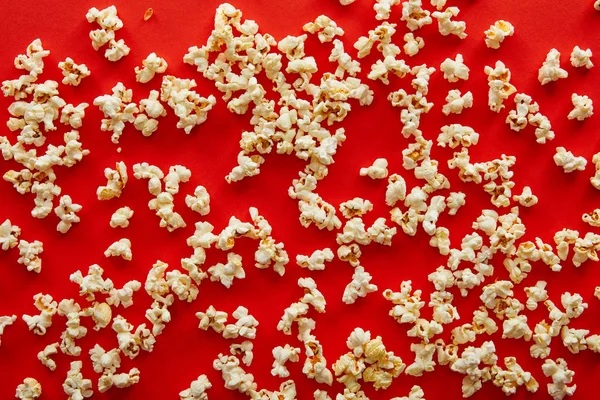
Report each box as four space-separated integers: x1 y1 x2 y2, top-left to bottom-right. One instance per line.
1 0 599 399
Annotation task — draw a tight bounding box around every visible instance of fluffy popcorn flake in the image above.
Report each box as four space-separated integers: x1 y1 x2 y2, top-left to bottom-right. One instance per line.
570 46 593 69
567 93 593 121
179 375 212 400
432 7 467 38
360 158 389 179
442 90 473 115
440 54 470 82
0 315 17 346
391 385 425 400
538 49 568 85
18 239 44 273
63 360 93 399
297 248 334 271
513 186 538 207
553 147 587 173
485 20 514 49
404 33 424 57
15 378 42 400
58 58 90 86
110 206 133 228
542 358 576 400
208 252 245 288
272 344 301 377
54 195 82 233
582 209 600 227
303 15 344 42
342 266 378 304
104 238 132 261
135 53 168 83
0 219 21 250
185 185 210 215
339 197 373 219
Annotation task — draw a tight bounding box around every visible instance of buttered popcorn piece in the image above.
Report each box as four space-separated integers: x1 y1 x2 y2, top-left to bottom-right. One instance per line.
104 238 132 261
339 197 373 219
18 239 44 273
538 49 568 85
89 344 121 375
179 375 212 400
271 344 301 377
54 195 82 233
442 90 473 115
94 82 138 143
440 54 469 82
15 377 42 400
230 341 254 366
303 15 344 42
70 264 114 301
401 0 432 31
432 7 467 38
110 206 133 228
97 161 128 200
570 46 593 69
373 0 401 20
58 58 90 86
342 266 378 304
386 174 407 206
135 53 168 83
297 248 334 271
404 33 424 56
208 252 245 288
63 360 93 399
360 158 389 179
567 93 593 121
222 306 259 340
0 219 21 250
484 60 517 112
185 185 211 215
553 147 587 173
513 186 538 207
524 281 548 310
160 76 216 134
542 358 576 400
61 103 89 129
484 20 514 49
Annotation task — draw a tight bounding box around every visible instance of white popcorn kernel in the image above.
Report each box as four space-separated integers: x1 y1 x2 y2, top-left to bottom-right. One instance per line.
15 378 42 400
561 326 589 354
303 15 344 42
105 39 131 62
135 53 168 83
70 264 114 301
230 341 254 367
185 185 210 215
343 266 377 304
94 83 138 144
60 103 89 129
432 7 467 38
386 174 407 206
106 280 141 309
179 375 212 400
484 61 517 112
524 281 548 311
329 39 361 78
54 195 82 233
472 307 498 335
403 33 424 57
37 342 59 370
368 56 410 85
401 0 432 31
502 315 533 341
528 111 555 143
373 0 400 20
99 368 140 392
223 306 259 340
213 353 257 395
440 54 469 82
62 129 90 167
133 162 164 195
135 90 167 137
442 90 473 115
225 152 265 183
12 38 49 77
360 158 389 179
446 192 466 215
339 198 373 219
58 58 90 86
391 385 425 400
271 344 301 377
109 206 133 228
255 237 290 276
583 209 600 227
450 341 498 397
367 218 397 246
513 186 538 207
97 161 128 200
104 238 132 261
553 147 587 173
303 338 334 385
383 281 425 324
407 318 443 343
18 239 44 273
0 219 21 250
542 358 576 400
63 360 93 399
567 93 593 121
148 192 187 232
0 314 17 346
164 165 191 195
561 292 588 319
89 301 112 331
405 342 436 377
570 46 593 69
410 64 436 94
538 49 568 85
337 218 370 245
297 248 334 271
208 253 245 288
196 305 228 334
451 324 476 345
429 227 450 255
484 20 514 49
530 321 552 359
337 244 362 267
89 344 121 375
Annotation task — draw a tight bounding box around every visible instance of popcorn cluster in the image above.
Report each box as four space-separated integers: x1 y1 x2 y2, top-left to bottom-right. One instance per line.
86 6 130 61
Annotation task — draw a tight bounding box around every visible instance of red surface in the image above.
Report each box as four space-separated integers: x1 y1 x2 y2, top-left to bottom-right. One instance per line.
1 0 600 399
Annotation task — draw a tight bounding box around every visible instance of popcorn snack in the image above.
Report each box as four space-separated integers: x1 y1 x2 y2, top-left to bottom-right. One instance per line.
58 58 91 86
538 49 568 85
86 6 130 61
570 46 593 69
484 20 514 49
135 53 168 83
567 93 593 121
15 378 42 400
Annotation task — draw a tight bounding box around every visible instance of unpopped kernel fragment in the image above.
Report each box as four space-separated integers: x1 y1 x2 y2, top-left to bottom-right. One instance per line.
538 49 568 85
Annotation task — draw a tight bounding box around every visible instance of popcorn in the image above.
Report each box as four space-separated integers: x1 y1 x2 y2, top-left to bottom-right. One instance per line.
337 244 362 267
542 358 576 400
368 56 410 85
451 324 476 345
354 22 398 58
230 341 254 366
17 239 44 273
0 219 20 250
367 217 397 245
196 305 228 333
423 195 446 235
60 103 89 129
58 58 90 86
226 152 265 183
386 174 407 206
297 248 334 271
303 339 334 385
570 46 593 69
13 38 49 77
567 93 593 121
440 54 469 82
15 378 42 400
148 192 187 231
484 21 514 49
107 206 133 228
596 0 600 11
133 162 164 195
277 302 309 335
106 280 141 308
299 277 327 312
337 218 370 245
403 33 424 56
213 353 257 395
112 316 155 358
432 7 467 38
528 112 555 143
164 165 191 195
53 195 82 233
166 268 201 302
530 321 552 359
429 227 450 255
271 344 301 377
135 53 168 83
94 83 138 143
0 315 16 346
383 280 425 324
582 209 600 227
255 237 290 276
553 147 587 173
303 15 344 42
472 307 498 335
502 315 533 341
560 326 589 354
446 192 466 215
373 0 400 20
391 385 425 400
402 0 432 31
442 90 473 115
407 319 443 343
70 264 114 301
135 90 167 136
484 61 517 112
330 40 361 78
596 287 600 300
223 306 259 340
36 342 59 371
97 162 128 201
493 357 539 395
343 266 378 304
98 368 140 392
538 49 568 85
406 342 436 377
86 6 130 61
561 292 587 319
450 341 498 397
104 238 132 261
186 185 211 215
340 0 356 4
179 375 212 400
410 64 436 95
89 344 121 375
63 360 93 399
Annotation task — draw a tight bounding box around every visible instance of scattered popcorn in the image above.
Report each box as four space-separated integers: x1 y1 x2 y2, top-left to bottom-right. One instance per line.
582 209 600 227
484 60 517 112
230 341 254 366
186 185 210 215
70 264 114 301
440 54 469 82
567 93 593 121
432 7 467 38
339 198 373 219
160 76 217 134
297 248 334 271
15 378 42 400
135 53 168 83
104 238 132 261
86 6 130 61
18 239 44 273
179 375 212 400
63 360 93 399
402 0 432 31
570 46 593 69
450 341 498 397
542 358 576 400
94 83 138 144
442 90 473 115
553 147 587 173
330 39 361 78
561 326 589 354
538 49 568 85
513 186 538 207
106 280 141 308
0 219 21 250
213 353 257 395
0 315 16 346
484 20 514 49
303 15 344 42
360 158 389 179
54 195 82 233
58 58 90 86
403 33 424 57
391 385 425 400
271 344 301 377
